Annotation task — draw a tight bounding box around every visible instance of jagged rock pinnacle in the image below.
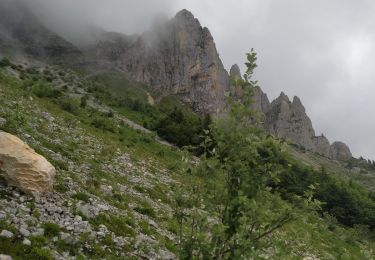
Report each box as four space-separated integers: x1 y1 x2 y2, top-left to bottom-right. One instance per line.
230 64 242 80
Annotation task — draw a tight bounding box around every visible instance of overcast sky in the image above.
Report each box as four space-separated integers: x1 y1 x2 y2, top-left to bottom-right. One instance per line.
30 0 375 160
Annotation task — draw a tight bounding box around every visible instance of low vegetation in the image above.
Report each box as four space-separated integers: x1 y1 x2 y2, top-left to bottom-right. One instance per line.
0 56 374 259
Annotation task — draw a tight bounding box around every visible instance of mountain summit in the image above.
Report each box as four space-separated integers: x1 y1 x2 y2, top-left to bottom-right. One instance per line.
0 6 352 160
85 9 230 114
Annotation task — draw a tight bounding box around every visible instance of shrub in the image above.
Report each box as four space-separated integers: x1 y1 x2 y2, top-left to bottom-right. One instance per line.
91 117 116 133
0 58 11 67
90 213 135 237
72 192 90 203
42 222 61 237
134 201 156 218
58 97 80 115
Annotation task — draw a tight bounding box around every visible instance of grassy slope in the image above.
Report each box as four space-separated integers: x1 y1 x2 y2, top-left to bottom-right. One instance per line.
288 145 375 192
0 64 374 259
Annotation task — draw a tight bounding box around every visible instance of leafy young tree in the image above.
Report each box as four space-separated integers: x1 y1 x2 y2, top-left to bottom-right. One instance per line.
176 49 293 259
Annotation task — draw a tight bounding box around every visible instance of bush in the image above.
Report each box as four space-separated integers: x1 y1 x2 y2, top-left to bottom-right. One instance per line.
72 192 90 203
134 201 156 218
58 97 80 115
31 81 62 98
0 58 11 67
90 214 135 237
91 117 116 133
42 222 61 237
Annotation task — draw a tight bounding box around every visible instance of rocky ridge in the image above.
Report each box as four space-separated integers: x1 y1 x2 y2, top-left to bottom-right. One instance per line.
230 64 352 161
0 3 353 161
85 9 230 114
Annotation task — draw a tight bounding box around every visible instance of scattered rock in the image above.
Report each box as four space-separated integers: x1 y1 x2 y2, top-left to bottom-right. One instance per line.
76 202 98 219
32 228 44 236
19 227 30 237
0 132 56 194
22 238 31 246
0 230 14 238
0 254 12 260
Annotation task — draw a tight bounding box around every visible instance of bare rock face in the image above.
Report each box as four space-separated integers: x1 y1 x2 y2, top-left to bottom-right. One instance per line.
88 9 230 114
229 64 242 80
252 86 270 114
330 141 352 161
312 135 331 157
0 132 55 194
265 93 316 150
229 64 270 114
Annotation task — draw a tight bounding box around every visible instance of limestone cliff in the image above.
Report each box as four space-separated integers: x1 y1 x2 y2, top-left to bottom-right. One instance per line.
230 64 351 160
87 9 230 114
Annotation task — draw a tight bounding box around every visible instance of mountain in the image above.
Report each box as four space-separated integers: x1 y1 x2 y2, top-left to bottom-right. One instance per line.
0 0 81 63
1 5 375 259
81 10 352 160
230 64 352 161
0 4 353 160
84 9 230 114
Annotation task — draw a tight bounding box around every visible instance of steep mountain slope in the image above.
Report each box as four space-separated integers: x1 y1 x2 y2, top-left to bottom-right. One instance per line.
0 3 354 160
0 59 374 259
1 5 375 258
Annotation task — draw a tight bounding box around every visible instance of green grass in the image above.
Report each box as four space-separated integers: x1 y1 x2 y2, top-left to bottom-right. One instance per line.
90 213 136 238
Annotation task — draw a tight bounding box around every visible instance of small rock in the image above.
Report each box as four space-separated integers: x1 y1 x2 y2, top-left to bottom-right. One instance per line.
32 228 44 236
19 227 30 237
22 238 31 246
0 230 14 238
96 231 105 238
0 254 13 260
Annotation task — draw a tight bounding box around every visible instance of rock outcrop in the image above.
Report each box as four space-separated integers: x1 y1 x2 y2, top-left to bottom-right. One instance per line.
265 93 316 150
86 9 230 114
229 64 270 114
330 142 352 161
227 65 351 160
0 131 55 194
312 135 331 157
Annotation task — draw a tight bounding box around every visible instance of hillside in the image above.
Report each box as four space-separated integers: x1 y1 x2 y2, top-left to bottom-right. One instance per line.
0 3 375 260
0 55 374 259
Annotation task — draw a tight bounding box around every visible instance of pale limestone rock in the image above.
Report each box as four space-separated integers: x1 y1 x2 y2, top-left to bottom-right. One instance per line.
86 9 230 114
312 135 331 157
0 131 55 194
265 93 316 151
330 141 352 161
0 230 13 238
0 254 13 260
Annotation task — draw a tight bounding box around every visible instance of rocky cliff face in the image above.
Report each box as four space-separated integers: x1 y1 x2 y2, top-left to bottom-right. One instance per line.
87 9 230 114
330 142 352 161
0 3 352 161
230 64 351 160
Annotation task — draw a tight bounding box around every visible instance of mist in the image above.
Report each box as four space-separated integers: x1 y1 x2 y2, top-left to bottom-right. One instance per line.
10 0 375 160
